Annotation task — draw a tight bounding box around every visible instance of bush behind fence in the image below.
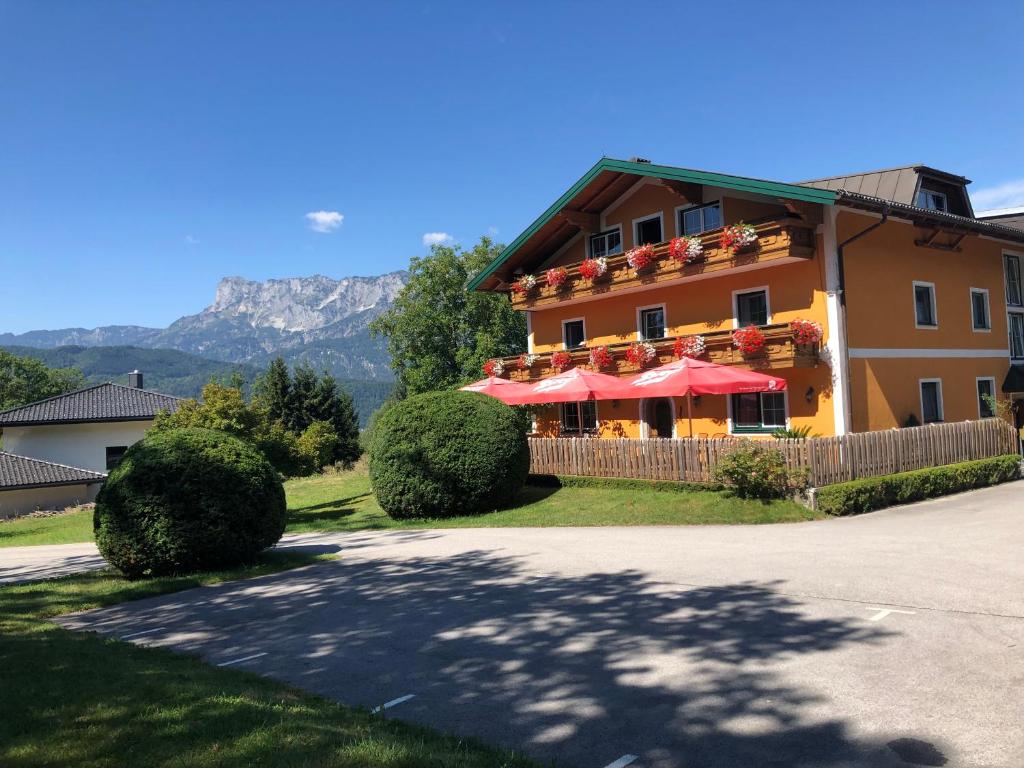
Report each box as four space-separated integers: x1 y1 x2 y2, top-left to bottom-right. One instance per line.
528 419 1020 487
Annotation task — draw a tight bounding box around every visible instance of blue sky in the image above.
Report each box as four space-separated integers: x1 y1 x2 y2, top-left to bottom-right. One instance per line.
1 1 1022 333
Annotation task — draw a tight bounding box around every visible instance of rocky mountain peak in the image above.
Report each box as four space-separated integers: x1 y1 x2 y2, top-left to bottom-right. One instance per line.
207 271 408 332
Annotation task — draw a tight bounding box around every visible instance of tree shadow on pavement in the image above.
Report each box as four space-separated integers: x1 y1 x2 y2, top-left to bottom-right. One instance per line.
59 546 951 768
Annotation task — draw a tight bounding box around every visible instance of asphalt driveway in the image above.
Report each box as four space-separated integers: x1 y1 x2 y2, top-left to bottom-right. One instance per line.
52 481 1024 767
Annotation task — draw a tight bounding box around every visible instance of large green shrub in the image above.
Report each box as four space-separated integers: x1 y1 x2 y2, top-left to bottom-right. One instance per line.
816 454 1020 516
712 441 806 499
94 427 287 577
369 390 530 519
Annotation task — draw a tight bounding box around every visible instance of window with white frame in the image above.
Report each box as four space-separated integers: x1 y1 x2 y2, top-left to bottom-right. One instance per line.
977 378 996 419
638 306 666 340
678 202 722 236
1005 254 1022 307
634 214 663 246
920 380 943 423
562 319 585 349
731 392 787 433
913 282 938 327
589 228 622 259
970 288 991 331
561 401 597 435
916 188 948 212
735 289 769 327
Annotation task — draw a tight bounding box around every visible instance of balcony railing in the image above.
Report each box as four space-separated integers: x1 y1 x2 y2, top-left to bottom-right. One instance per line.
500 322 819 381
508 217 816 309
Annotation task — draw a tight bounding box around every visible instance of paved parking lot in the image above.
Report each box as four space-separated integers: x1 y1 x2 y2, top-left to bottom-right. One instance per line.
57 482 1024 767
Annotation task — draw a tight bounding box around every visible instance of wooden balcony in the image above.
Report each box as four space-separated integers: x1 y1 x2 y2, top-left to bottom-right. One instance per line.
500 322 819 382
508 217 816 310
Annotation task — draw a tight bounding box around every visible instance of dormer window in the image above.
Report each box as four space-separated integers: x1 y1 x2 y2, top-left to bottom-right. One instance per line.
916 188 948 212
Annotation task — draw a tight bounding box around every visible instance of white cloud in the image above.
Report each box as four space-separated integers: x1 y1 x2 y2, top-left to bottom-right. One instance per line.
184 234 199 245
305 210 344 233
971 178 1024 212
488 226 500 236
422 231 454 246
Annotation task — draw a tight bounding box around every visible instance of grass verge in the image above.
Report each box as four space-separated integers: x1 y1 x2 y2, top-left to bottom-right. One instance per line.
0 466 818 548
0 550 534 767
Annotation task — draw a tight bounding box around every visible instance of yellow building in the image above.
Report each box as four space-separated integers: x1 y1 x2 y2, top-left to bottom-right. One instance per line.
469 159 1024 438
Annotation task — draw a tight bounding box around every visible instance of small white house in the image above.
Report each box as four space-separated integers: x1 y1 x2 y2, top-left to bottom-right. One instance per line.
0 372 182 517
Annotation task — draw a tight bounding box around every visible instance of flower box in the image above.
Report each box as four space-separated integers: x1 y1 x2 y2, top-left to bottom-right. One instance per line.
732 326 767 356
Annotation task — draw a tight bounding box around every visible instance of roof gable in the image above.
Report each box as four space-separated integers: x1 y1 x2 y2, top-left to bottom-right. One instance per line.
0 382 182 427
468 158 837 291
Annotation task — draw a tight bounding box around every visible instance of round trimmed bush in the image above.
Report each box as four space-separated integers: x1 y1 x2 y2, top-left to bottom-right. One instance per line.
369 390 530 519
94 427 286 577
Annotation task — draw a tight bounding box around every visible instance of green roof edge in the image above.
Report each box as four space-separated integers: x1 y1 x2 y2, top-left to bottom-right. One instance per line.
467 158 837 291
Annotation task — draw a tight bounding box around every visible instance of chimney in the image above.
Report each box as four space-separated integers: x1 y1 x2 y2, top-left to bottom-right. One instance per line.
628 156 651 164
128 370 144 389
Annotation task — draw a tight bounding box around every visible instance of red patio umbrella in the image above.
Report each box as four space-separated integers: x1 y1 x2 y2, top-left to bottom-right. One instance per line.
460 376 537 406
619 357 787 436
516 366 633 435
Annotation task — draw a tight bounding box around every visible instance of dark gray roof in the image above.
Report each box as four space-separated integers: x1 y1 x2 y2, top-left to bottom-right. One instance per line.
0 383 182 427
0 451 106 490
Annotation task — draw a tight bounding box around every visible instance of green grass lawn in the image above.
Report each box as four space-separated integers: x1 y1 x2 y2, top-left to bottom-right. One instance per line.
0 552 535 768
285 469 819 532
0 468 818 548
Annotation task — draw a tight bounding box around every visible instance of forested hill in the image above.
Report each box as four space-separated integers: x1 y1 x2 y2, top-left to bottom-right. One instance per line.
2 345 391 426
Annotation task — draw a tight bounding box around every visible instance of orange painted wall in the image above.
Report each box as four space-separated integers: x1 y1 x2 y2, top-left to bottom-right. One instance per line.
530 257 830 351
839 210 1015 431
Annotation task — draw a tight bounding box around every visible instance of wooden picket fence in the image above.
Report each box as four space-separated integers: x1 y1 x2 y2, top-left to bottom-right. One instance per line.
528 419 1021 487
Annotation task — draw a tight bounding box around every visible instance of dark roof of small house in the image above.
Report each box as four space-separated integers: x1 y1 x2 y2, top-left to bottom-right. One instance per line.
0 451 106 490
0 383 182 427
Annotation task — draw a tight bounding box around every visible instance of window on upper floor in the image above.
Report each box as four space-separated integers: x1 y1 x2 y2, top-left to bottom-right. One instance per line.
914 282 938 328
638 306 666 340
1009 313 1024 360
971 288 991 331
977 378 996 419
561 401 597 435
1005 254 1023 307
562 318 585 350
679 202 722 236
735 289 769 327
920 380 943 423
916 188 948 212
589 228 622 259
731 392 787 433
634 214 663 246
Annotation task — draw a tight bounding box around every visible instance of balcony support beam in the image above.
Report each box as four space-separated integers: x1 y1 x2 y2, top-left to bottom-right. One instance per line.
556 209 600 233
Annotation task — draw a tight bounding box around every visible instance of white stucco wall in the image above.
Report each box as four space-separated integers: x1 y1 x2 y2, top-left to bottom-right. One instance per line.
2 420 155 473
0 483 99 518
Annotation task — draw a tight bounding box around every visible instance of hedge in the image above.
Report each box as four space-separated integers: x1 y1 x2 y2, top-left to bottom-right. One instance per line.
369 390 530 519
815 454 1020 516
95 427 287 577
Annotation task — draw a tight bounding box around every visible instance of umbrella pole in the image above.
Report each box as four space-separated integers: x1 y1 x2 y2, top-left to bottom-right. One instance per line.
687 392 694 437
578 400 584 436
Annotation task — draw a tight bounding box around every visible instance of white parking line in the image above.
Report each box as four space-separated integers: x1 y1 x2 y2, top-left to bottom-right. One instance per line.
866 607 916 622
216 652 267 667
372 694 416 713
602 755 638 768
121 626 166 640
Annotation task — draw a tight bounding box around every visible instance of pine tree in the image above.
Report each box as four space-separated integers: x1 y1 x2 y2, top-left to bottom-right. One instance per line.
253 357 292 425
